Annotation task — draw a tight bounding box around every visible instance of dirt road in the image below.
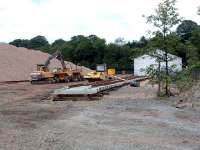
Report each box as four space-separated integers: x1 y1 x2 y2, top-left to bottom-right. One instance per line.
0 82 200 150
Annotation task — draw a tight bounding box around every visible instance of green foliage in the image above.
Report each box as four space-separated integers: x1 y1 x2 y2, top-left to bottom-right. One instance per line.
29 35 49 49
173 68 193 92
145 64 160 82
104 44 132 71
46 39 66 54
190 62 200 81
190 27 200 54
9 31 199 73
145 0 182 61
9 39 30 48
146 0 181 34
176 20 198 41
145 0 182 96
59 35 106 69
9 35 49 50
126 36 148 49
147 32 164 51
8 16 200 74
172 62 200 93
114 37 126 46
186 42 199 66
52 39 66 47
129 48 146 59
145 62 177 96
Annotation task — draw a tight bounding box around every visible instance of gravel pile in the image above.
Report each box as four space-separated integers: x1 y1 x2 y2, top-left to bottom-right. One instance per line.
0 43 91 82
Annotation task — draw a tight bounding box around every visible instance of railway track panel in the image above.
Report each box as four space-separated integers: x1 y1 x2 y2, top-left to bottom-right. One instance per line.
52 76 148 101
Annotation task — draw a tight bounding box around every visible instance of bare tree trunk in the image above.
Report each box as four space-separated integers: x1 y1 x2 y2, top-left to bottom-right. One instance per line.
163 27 169 96
165 50 169 96
158 60 161 96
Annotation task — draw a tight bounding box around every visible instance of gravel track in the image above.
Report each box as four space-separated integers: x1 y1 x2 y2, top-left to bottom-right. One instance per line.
0 82 200 150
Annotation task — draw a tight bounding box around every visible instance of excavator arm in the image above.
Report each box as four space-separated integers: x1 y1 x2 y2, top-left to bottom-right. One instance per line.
44 50 67 70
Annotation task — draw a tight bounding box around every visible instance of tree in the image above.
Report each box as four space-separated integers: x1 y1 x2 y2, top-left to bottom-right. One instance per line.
9 36 49 50
126 36 148 49
147 32 164 50
190 27 200 50
104 44 132 71
138 36 148 48
114 37 126 46
60 35 106 69
176 20 198 41
185 42 199 66
88 35 106 65
48 39 66 54
52 39 66 47
29 35 49 49
9 39 30 48
145 0 182 96
189 27 200 61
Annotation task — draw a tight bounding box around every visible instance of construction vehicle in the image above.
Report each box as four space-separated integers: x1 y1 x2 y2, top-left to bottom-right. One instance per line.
107 68 116 76
30 50 83 84
84 64 116 82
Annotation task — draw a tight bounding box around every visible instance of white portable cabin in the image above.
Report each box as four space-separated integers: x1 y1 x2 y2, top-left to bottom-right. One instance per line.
134 50 182 76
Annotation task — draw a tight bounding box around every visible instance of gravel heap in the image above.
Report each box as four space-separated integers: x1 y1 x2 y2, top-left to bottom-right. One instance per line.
0 43 91 82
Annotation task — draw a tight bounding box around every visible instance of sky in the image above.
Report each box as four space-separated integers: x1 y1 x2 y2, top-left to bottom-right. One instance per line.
0 0 199 43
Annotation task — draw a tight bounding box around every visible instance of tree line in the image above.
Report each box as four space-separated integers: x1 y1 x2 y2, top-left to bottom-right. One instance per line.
9 35 147 71
9 19 200 71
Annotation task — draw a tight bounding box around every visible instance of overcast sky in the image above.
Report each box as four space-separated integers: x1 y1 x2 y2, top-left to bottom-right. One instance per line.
0 0 199 43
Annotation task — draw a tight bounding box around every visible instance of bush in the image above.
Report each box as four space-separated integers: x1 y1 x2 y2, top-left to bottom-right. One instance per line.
174 70 193 92
173 63 200 92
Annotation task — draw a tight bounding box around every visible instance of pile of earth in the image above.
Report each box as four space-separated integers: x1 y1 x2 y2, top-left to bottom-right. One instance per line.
0 43 91 82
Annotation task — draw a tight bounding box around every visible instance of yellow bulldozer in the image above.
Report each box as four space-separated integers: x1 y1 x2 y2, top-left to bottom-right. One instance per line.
30 50 83 84
84 64 116 82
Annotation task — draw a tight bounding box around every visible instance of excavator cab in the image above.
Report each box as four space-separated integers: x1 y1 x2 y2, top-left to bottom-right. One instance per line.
30 64 54 83
37 64 48 71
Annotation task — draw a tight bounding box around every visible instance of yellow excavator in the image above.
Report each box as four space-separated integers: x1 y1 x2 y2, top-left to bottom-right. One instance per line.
30 50 83 84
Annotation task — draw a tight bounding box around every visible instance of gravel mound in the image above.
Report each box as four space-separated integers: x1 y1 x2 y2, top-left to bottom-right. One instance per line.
0 43 91 82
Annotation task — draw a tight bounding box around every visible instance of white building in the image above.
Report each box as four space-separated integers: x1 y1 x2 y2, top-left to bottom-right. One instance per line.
134 50 182 76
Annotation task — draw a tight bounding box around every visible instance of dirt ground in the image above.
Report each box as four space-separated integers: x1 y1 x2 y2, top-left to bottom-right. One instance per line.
0 81 200 150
